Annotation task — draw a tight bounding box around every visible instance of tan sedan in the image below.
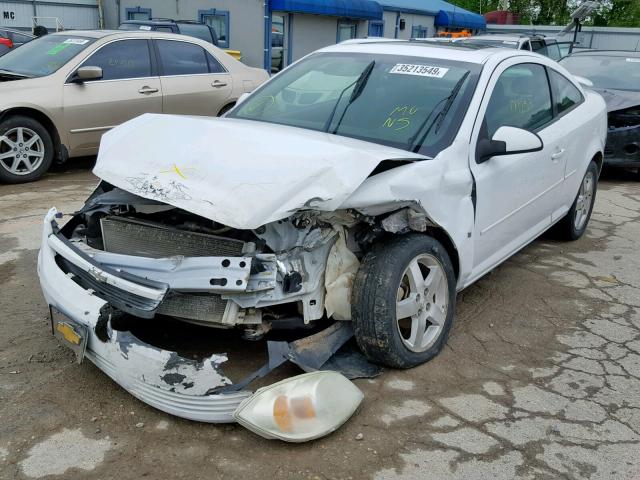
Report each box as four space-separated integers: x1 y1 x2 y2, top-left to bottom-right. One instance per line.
0 30 269 183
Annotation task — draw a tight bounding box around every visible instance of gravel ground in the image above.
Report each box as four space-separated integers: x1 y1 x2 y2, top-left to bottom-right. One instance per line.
1 161 639 480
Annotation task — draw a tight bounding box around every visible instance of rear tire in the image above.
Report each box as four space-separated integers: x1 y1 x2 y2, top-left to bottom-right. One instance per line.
352 234 456 369
554 160 598 241
0 115 54 184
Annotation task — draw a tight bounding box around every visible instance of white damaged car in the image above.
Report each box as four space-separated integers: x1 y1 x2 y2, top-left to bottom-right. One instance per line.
38 40 606 437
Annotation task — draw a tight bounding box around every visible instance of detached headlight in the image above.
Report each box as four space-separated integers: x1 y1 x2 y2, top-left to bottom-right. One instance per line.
233 371 363 442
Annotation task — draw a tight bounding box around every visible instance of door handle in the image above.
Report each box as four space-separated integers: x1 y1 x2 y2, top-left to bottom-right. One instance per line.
138 86 159 94
211 80 228 88
551 148 566 160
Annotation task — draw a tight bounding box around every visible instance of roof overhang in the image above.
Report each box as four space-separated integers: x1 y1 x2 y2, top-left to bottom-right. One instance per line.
270 0 383 20
435 9 486 30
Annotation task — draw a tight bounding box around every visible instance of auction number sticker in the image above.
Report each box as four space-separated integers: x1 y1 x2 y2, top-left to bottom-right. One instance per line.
390 64 449 78
63 38 89 45
626 58 640 63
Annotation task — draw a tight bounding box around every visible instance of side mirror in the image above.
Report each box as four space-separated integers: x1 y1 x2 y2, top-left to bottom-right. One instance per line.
572 75 593 88
236 92 251 105
477 126 543 163
73 66 103 83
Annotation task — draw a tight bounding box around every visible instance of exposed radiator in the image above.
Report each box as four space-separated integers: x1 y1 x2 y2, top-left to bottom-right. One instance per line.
158 293 229 326
100 216 244 258
100 216 244 325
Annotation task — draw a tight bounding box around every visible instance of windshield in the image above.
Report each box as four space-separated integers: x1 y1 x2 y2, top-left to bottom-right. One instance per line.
0 35 96 77
560 54 640 91
457 38 519 49
230 52 480 156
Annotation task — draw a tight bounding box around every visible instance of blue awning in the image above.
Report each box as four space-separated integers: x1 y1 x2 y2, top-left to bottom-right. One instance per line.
435 8 486 30
270 0 383 20
377 0 486 30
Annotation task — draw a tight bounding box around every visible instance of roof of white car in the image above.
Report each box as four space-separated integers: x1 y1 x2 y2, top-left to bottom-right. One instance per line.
322 40 532 65
463 34 526 42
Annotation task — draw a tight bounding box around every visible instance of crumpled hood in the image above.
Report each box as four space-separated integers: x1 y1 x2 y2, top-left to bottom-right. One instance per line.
592 87 640 113
94 114 426 229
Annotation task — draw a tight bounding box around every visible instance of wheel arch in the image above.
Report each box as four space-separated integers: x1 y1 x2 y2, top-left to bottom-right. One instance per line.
370 204 462 283
0 107 65 162
217 101 236 117
592 150 603 176
424 226 460 283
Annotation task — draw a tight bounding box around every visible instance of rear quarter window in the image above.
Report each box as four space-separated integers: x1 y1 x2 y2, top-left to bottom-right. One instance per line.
177 24 213 44
549 69 583 115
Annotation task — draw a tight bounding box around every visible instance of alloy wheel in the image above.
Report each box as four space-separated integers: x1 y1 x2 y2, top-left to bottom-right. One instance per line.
395 253 449 353
574 170 595 231
0 127 46 176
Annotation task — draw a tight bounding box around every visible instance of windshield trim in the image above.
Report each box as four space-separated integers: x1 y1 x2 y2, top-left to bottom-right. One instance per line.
0 35 97 78
228 52 482 158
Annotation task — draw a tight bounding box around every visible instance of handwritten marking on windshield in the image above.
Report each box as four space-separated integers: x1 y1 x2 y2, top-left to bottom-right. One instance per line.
383 105 419 131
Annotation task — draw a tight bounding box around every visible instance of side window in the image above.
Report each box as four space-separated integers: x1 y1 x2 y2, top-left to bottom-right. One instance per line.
484 63 553 138
206 52 226 74
10 32 33 43
199 10 229 48
82 39 152 80
157 40 209 75
520 41 531 51
177 23 213 44
549 69 583 115
545 42 562 61
530 40 545 55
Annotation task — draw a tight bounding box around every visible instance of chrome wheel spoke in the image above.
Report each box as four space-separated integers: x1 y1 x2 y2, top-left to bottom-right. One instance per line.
408 314 427 349
9 157 22 173
406 259 426 291
24 136 39 149
0 135 16 149
0 151 14 160
15 127 24 145
396 294 420 320
428 304 446 326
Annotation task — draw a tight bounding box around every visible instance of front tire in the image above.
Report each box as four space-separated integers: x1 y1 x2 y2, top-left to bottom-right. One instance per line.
0 115 54 184
554 160 598 240
352 234 456 369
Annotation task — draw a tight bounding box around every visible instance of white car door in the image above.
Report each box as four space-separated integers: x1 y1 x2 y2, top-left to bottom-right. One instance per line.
469 60 567 277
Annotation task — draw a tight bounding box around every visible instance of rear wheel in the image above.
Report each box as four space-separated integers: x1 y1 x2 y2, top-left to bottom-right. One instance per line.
554 160 598 240
352 234 456 369
0 116 54 183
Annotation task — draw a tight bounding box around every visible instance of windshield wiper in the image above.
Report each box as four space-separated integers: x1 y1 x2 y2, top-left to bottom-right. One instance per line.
323 60 375 133
409 71 470 153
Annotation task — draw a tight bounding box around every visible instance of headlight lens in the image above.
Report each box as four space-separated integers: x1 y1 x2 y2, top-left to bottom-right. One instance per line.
233 371 363 442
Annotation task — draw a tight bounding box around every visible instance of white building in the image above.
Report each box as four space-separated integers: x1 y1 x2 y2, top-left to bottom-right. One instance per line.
0 0 99 31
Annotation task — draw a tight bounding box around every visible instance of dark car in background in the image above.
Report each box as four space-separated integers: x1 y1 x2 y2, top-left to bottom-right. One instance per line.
119 19 242 61
0 29 35 57
561 50 640 177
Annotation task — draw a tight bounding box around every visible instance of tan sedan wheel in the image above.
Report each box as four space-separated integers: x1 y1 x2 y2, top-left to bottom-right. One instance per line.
0 116 54 184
